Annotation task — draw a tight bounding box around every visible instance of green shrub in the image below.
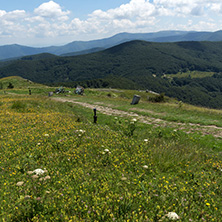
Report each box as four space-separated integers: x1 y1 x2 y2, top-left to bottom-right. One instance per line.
7 82 14 89
148 93 165 103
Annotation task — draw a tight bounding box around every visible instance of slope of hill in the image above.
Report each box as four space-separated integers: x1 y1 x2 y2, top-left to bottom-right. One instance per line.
0 76 49 89
1 40 222 81
61 47 105 57
1 30 222 60
1 78 222 221
0 40 222 108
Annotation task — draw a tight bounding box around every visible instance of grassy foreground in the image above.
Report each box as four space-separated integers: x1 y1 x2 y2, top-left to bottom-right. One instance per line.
0 78 222 221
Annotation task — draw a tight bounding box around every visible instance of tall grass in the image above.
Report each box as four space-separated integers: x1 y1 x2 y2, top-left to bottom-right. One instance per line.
0 95 222 221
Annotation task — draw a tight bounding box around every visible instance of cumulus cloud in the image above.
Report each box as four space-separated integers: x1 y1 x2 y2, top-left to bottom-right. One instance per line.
84 0 157 35
0 9 27 39
1 0 222 45
34 1 70 21
191 6 204 16
210 3 222 14
0 10 7 17
4 10 26 20
0 9 26 21
90 0 155 20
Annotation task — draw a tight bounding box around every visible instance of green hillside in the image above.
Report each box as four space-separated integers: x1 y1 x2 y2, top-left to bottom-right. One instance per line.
0 76 46 89
1 41 222 108
0 77 222 221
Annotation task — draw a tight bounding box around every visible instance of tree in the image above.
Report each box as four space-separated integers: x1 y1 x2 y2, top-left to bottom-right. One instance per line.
7 82 14 89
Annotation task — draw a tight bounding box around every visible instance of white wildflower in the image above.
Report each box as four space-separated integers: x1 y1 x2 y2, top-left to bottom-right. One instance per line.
44 175 51 180
78 129 85 133
143 165 148 169
44 134 49 137
16 181 24 186
144 139 148 142
132 118 137 122
33 168 45 175
31 175 39 179
167 212 180 220
104 149 111 154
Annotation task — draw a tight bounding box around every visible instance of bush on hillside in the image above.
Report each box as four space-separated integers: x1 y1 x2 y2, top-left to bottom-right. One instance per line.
148 93 165 103
7 82 14 89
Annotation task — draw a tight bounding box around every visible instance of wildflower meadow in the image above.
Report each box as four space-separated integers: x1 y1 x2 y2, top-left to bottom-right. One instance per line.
0 87 222 221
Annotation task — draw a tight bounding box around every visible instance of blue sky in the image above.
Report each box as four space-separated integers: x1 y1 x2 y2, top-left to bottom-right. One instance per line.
1 0 222 46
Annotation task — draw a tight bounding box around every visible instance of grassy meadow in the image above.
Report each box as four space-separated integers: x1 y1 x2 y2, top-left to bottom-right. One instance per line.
167 71 215 79
0 76 222 221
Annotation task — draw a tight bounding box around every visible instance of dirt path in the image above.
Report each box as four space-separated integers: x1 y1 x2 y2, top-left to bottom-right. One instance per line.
52 97 222 138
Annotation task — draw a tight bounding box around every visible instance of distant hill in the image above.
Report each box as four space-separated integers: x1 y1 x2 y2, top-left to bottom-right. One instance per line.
0 40 222 108
1 30 222 60
61 47 105 57
20 53 58 61
0 53 58 69
2 40 222 82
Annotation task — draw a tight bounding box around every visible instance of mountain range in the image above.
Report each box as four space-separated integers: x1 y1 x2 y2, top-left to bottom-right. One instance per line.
1 40 222 108
1 30 222 60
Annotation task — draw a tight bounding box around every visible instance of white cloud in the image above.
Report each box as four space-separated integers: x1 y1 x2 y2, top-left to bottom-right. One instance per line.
83 0 158 36
4 10 26 20
1 0 222 45
0 10 27 39
0 10 7 17
25 16 45 23
210 3 222 14
34 1 70 21
191 6 204 16
191 21 219 31
90 0 155 20
0 9 26 21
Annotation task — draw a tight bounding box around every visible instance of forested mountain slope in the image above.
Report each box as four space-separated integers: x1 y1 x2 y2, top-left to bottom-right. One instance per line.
1 40 222 108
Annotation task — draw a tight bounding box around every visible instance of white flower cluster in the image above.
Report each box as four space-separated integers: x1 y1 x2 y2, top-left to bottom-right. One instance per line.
33 168 46 175
130 118 137 124
16 168 50 187
102 148 111 155
167 212 180 220
76 129 86 137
